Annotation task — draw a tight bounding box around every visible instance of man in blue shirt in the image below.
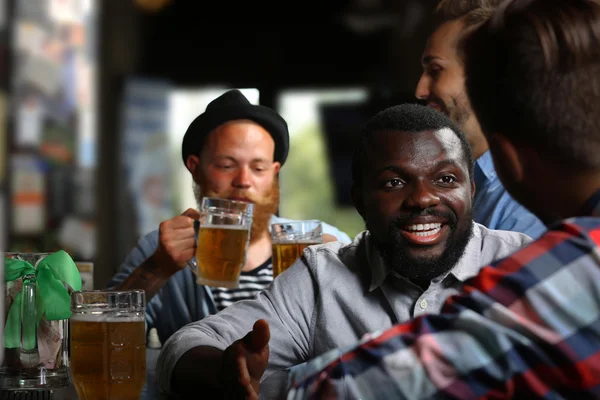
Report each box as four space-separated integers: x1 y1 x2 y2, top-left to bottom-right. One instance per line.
415 0 546 238
109 90 351 342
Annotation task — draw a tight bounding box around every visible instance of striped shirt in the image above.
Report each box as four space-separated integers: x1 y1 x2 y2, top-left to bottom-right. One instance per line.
288 190 600 399
210 259 273 311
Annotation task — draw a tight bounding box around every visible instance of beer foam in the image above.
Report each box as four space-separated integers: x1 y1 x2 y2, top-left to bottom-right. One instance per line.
70 312 144 323
200 224 248 231
273 239 321 244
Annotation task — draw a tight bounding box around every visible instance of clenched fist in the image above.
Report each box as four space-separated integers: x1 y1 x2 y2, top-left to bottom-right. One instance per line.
153 208 200 274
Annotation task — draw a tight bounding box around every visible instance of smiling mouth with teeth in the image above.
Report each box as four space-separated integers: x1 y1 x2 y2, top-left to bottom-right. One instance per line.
404 223 443 237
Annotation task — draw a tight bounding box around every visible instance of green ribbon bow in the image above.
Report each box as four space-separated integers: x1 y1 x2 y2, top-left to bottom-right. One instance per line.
4 251 82 349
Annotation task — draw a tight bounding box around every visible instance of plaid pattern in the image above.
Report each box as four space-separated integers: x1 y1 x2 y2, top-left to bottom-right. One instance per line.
287 196 600 399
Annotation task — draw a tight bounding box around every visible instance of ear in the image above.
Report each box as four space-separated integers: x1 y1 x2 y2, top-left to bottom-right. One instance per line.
351 184 366 220
186 155 202 180
489 133 525 183
470 178 476 200
272 161 281 175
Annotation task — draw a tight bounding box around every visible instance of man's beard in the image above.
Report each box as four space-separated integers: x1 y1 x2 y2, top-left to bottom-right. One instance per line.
193 178 280 244
428 93 472 132
371 208 474 287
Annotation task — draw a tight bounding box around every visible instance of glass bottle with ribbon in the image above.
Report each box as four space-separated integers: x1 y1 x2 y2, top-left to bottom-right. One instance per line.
1 251 82 390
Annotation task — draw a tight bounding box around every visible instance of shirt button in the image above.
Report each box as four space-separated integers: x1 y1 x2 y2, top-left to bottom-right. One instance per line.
419 299 428 309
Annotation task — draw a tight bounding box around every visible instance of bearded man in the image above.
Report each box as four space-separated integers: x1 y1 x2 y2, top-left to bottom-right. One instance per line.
155 103 533 399
109 90 351 342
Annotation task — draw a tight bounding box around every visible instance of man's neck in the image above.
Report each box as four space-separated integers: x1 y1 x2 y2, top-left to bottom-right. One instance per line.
535 170 600 224
242 231 272 272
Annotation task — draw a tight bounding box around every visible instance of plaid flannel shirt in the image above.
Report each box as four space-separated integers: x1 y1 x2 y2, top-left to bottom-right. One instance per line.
287 191 600 399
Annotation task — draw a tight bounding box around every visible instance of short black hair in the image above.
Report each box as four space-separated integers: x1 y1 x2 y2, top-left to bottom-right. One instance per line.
351 103 474 188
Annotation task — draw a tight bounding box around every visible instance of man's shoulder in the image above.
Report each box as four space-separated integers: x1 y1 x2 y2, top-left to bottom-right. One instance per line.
300 232 367 271
489 216 600 271
474 222 534 252
291 231 370 291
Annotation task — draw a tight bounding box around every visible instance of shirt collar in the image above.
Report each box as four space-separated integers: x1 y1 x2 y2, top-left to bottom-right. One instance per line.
580 189 600 217
474 150 496 187
365 233 388 292
366 224 482 292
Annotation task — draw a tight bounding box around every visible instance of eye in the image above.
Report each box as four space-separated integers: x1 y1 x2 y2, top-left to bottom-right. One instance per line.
253 165 266 172
216 164 233 170
383 178 404 189
437 175 457 185
427 65 442 79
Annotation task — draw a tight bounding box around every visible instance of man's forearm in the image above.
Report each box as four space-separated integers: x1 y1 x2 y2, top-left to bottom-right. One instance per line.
172 346 224 396
114 255 173 301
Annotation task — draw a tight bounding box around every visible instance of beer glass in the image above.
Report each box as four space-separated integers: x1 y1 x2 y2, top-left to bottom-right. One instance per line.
271 220 323 277
188 197 254 288
70 290 146 400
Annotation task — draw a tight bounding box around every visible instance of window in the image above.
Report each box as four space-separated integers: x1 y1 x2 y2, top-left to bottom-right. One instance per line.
277 89 367 239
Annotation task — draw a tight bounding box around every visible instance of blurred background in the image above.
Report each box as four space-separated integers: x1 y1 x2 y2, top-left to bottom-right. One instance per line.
0 0 440 289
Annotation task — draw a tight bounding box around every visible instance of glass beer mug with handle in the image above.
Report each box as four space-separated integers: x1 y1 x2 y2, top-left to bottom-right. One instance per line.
70 290 146 400
187 197 254 288
1 251 82 390
271 220 323 277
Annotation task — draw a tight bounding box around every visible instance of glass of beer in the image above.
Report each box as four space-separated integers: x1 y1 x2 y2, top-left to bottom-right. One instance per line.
189 197 254 288
69 290 146 400
271 220 323 277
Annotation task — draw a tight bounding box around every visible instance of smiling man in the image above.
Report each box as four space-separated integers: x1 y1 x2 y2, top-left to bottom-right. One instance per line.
155 104 532 399
354 110 477 290
415 0 546 239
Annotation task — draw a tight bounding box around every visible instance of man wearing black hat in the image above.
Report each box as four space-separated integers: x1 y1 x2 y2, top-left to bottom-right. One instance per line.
108 90 351 343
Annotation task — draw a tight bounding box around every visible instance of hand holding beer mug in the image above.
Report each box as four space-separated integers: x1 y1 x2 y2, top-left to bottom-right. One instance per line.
70 290 146 400
187 197 254 288
271 220 323 277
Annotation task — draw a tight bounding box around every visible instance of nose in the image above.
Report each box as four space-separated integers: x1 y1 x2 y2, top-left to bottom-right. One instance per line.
403 180 441 210
415 73 430 101
232 167 251 189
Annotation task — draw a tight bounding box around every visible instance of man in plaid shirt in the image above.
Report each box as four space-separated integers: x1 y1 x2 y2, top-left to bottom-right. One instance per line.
287 0 600 398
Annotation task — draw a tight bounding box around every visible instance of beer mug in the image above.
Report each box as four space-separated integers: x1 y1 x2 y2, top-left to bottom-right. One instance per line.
271 220 323 277
188 197 254 288
70 290 146 400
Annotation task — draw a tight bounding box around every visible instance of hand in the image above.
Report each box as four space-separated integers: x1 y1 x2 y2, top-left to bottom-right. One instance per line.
154 208 200 274
219 320 270 400
323 234 338 244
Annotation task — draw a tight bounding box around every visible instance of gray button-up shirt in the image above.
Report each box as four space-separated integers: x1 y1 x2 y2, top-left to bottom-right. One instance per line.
157 223 532 397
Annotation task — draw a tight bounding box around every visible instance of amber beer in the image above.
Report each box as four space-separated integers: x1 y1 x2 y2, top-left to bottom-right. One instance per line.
271 220 323 277
272 240 320 277
70 290 146 400
70 315 146 400
196 224 250 287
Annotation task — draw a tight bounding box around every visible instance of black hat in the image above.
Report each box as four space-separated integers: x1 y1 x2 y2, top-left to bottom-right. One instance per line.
181 90 289 166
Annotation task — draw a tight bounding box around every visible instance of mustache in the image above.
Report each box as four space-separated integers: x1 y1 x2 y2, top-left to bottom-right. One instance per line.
227 191 274 206
390 208 458 230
